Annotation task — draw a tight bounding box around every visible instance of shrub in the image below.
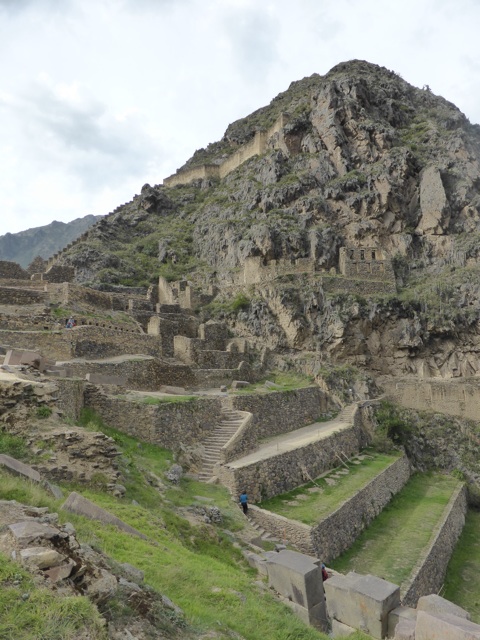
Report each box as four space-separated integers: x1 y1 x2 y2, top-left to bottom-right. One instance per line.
36 406 52 419
0 434 28 459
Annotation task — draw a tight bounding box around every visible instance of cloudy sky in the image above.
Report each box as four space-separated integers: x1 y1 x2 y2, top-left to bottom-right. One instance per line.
1 0 479 236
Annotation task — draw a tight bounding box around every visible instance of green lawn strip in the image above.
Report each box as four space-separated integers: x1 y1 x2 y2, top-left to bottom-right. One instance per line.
331 473 461 588
443 508 480 622
259 453 400 525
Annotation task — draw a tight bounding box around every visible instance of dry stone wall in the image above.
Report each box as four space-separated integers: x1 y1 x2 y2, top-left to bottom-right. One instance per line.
84 387 222 450
246 455 411 560
54 378 86 421
0 261 29 280
163 114 289 187
402 484 467 606
310 455 411 563
0 287 46 305
218 421 369 502
0 327 161 361
229 387 328 439
320 275 396 295
62 357 195 390
248 505 313 554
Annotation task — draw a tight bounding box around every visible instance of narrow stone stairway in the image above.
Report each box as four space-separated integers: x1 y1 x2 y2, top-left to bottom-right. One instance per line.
198 409 246 481
246 516 279 547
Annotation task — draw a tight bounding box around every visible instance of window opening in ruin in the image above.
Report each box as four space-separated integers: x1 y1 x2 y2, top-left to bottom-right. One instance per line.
360 250 365 260
371 251 376 260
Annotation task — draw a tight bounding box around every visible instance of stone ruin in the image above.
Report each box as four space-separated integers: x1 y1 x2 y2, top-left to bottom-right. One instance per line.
246 547 480 639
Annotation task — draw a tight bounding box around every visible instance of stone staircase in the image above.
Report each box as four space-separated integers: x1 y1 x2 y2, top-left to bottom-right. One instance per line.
198 409 246 481
246 516 279 546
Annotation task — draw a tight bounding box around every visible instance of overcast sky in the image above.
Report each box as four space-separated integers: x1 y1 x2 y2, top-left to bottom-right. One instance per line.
1 0 479 236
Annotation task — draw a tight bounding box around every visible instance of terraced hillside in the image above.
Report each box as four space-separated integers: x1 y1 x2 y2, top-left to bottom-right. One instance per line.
331 473 462 590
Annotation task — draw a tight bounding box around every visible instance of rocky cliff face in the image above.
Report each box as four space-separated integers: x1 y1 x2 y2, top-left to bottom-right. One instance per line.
56 60 480 378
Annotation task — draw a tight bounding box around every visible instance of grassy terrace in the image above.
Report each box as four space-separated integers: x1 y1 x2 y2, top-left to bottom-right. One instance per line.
444 508 480 623
259 452 401 525
331 473 461 588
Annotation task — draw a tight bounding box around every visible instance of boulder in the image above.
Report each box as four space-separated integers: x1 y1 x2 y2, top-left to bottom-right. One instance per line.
8 521 59 545
20 547 65 569
0 455 41 484
61 492 146 539
44 559 76 582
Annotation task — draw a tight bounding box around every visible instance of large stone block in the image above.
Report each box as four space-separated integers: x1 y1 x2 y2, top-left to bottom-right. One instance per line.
4 349 45 372
8 521 59 545
85 373 126 386
331 619 358 638
61 492 146 539
324 572 400 639
417 594 470 620
266 549 324 610
388 605 417 638
415 610 480 639
286 599 328 632
0 454 41 484
20 547 65 569
394 618 416 640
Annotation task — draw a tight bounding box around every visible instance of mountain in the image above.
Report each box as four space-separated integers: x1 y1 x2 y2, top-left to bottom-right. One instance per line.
53 60 480 378
0 214 103 268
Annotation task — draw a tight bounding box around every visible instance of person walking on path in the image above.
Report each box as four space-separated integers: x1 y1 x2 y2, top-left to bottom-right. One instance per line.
239 491 248 515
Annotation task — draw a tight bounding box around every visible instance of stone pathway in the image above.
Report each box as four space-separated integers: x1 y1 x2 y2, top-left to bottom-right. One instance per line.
198 409 248 481
227 403 357 470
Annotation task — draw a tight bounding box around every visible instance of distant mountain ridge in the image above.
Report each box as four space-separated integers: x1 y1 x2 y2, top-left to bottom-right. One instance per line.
0 215 103 268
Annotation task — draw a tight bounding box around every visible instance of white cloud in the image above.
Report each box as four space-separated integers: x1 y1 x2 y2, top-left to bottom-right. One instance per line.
0 0 480 235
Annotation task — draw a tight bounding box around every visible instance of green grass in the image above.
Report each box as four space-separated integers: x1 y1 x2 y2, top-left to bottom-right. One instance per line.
259 453 400 524
0 433 30 460
233 371 315 394
0 469 328 640
331 473 461 587
0 552 106 640
444 508 480 622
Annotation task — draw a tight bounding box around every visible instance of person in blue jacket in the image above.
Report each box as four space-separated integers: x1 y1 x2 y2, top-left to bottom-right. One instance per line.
239 491 248 515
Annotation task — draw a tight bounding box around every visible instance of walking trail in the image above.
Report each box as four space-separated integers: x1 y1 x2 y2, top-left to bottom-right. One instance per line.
227 403 357 469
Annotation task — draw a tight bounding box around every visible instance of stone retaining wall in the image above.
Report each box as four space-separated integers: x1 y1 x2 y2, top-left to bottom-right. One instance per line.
310 455 412 563
0 286 46 305
402 484 467 606
0 327 161 361
248 505 313 554
0 261 29 280
321 275 396 296
196 349 245 369
220 412 256 463
84 387 222 450
54 378 86 421
62 357 195 390
229 387 328 439
246 455 411 560
218 419 369 502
